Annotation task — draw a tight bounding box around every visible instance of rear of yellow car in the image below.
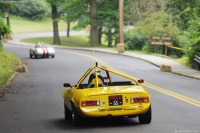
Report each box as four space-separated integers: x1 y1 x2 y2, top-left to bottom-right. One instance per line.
77 85 151 124
62 64 151 126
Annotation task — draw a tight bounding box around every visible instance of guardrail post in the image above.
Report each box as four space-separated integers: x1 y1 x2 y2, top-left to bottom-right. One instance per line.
193 55 200 70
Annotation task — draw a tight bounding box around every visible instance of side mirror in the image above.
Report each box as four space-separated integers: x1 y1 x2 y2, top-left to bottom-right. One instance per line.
63 83 71 87
138 79 144 84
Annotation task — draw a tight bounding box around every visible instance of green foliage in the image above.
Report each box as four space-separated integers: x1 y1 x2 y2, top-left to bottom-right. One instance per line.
125 30 148 50
126 11 183 57
166 0 200 30
0 1 15 18
125 0 165 25
137 11 180 37
136 11 181 55
11 0 50 20
96 0 119 47
0 18 11 51
184 17 200 63
60 0 89 30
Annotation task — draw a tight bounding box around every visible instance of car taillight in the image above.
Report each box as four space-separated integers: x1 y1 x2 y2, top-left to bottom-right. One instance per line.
81 100 100 106
130 97 149 103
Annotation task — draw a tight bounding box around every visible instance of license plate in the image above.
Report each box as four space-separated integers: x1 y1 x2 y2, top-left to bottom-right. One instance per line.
109 95 123 106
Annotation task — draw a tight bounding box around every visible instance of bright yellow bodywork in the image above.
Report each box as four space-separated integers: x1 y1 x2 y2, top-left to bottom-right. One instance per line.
62 64 151 118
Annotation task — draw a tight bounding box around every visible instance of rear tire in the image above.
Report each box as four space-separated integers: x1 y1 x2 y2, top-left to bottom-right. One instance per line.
30 53 33 58
72 104 82 126
34 53 38 59
64 103 71 120
138 105 152 124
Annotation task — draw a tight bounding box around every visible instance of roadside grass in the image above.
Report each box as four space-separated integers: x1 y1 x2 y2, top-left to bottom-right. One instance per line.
0 49 19 88
22 34 91 47
10 16 74 34
174 56 190 66
21 34 114 48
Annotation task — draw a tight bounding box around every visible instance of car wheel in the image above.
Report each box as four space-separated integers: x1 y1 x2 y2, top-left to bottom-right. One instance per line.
72 104 81 126
138 105 151 124
30 53 33 58
52 55 55 58
34 53 38 59
64 103 71 120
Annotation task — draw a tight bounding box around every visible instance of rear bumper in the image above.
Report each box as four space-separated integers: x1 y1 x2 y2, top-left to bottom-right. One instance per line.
35 52 54 56
78 104 151 117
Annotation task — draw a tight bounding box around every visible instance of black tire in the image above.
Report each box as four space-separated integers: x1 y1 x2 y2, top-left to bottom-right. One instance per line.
52 55 55 58
72 104 82 126
64 103 71 120
30 53 33 58
138 105 152 124
34 52 38 59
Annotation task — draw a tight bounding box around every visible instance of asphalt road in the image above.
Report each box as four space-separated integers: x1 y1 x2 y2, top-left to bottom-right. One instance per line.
0 43 200 133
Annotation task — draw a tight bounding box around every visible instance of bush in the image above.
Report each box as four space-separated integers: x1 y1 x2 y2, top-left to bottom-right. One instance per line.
142 41 154 53
184 17 200 64
125 30 148 50
187 38 200 63
0 18 10 51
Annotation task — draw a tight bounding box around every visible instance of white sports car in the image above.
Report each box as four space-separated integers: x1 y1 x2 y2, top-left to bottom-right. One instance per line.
29 42 55 59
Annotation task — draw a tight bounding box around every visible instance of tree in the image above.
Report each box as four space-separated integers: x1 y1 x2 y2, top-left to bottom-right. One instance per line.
47 0 61 45
124 0 165 25
10 0 50 20
166 0 200 30
60 0 89 37
89 0 98 47
61 0 98 46
96 0 119 47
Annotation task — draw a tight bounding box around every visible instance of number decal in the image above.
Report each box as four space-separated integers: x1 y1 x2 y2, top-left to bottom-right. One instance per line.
113 100 118 105
109 95 123 106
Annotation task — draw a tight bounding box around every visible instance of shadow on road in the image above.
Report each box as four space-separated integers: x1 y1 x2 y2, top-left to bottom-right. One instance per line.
50 117 140 129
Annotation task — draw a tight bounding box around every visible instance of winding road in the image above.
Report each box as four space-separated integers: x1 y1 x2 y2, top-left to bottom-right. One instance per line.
0 41 200 133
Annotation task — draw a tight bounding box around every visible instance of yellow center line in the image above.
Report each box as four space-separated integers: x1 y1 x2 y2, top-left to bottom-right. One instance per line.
60 50 200 108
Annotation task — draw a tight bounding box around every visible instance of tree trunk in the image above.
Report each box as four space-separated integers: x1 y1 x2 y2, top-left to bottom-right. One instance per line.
98 27 102 45
89 0 98 47
67 21 70 37
107 29 112 47
114 29 119 46
51 3 60 45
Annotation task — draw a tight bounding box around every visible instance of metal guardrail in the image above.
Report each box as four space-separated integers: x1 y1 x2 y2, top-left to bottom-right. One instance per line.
194 55 200 64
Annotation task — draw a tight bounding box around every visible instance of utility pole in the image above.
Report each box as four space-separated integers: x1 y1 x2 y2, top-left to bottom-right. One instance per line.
117 0 125 53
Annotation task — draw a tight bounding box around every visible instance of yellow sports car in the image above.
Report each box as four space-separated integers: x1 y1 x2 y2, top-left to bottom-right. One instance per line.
62 63 151 126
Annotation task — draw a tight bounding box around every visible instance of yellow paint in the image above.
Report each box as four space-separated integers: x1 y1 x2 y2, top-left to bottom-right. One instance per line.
167 45 187 51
